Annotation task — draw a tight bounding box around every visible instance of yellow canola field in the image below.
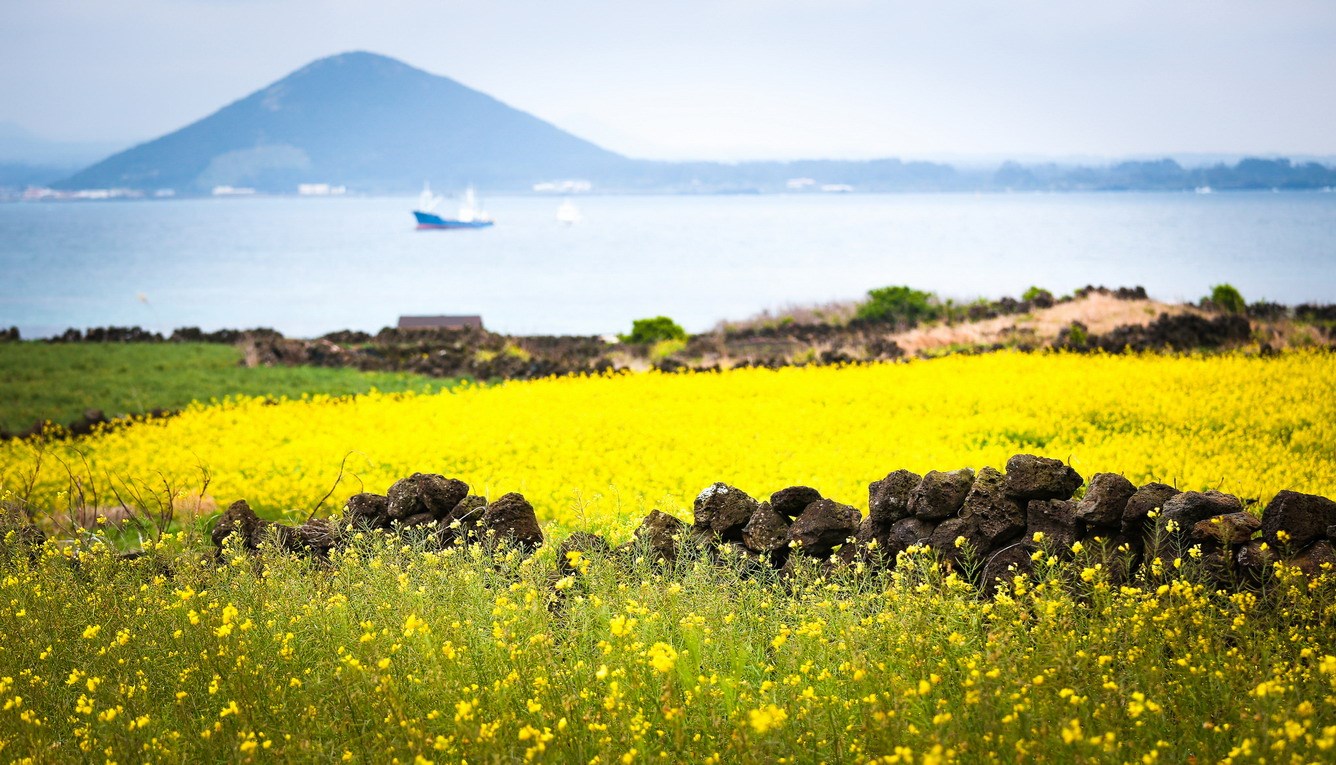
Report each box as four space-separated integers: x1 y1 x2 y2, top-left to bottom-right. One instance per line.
3 351 1334 533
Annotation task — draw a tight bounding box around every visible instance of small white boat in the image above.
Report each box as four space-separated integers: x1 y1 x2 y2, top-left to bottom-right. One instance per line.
1194 185 1213 195
556 199 582 225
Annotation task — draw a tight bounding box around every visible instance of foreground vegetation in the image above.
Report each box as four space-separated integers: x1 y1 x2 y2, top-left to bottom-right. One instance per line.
2 351 1335 761
0 343 448 433
0 533 1333 763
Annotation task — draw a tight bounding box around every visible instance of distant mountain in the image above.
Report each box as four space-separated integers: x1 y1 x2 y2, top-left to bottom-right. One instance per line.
56 52 632 194
46 52 1336 195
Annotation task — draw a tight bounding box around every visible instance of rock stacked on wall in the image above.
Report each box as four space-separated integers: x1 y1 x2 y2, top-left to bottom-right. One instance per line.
188 455 1336 595
209 474 543 558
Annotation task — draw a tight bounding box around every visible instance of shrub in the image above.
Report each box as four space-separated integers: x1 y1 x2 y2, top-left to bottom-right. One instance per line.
1022 286 1055 307
1208 284 1247 314
855 286 940 326
619 316 687 344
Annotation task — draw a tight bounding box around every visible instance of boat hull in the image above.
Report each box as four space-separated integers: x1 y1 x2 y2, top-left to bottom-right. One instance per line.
413 210 494 229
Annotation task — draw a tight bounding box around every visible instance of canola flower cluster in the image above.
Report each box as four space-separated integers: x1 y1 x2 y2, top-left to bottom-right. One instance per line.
0 532 1333 762
2 351 1334 536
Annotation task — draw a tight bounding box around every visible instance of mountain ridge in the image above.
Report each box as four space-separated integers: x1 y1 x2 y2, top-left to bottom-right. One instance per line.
48 51 1336 195
57 51 631 194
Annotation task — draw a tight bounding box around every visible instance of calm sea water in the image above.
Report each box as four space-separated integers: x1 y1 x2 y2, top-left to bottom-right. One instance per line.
2 192 1334 338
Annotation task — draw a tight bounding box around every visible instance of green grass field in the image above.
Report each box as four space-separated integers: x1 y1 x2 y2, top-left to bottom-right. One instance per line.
0 342 450 433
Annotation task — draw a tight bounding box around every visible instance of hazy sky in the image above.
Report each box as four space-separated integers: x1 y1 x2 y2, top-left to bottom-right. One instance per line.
2 0 1335 161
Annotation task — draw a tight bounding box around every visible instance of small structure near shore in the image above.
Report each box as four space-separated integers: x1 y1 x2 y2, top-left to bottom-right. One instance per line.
397 315 484 331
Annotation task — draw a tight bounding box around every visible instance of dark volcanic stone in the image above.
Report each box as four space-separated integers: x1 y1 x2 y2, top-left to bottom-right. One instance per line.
888 517 937 555
959 466 1025 549
386 473 470 520
1236 540 1279 582
928 517 987 566
1191 512 1261 546
1161 491 1243 534
1076 473 1137 528
1026 499 1082 551
1079 531 1143 584
556 532 611 574
770 486 823 518
344 493 391 529
294 518 340 553
212 499 262 548
1260 490 1336 550
400 512 438 529
693 483 760 541
1004 454 1083 502
868 470 921 526
253 521 301 552
742 503 791 553
480 493 543 552
909 468 974 520
790 499 861 558
1289 540 1336 578
1199 548 1236 587
439 495 489 544
1121 483 1181 535
980 542 1036 596
633 509 686 563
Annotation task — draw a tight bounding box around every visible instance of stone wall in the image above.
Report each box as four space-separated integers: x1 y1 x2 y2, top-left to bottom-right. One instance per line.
196 454 1336 594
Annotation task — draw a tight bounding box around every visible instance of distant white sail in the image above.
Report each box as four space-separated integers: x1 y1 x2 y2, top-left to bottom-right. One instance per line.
418 182 443 212
556 199 582 225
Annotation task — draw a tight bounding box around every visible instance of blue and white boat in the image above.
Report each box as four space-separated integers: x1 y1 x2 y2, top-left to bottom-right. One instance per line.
413 183 494 229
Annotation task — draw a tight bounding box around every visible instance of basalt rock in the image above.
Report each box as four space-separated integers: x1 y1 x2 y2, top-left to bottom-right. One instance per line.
212 500 263 548
770 486 823 518
742 503 791 554
980 542 1035 596
632 509 686 563
1076 473 1137 528
1289 540 1336 579
1236 540 1279 583
693 483 759 542
556 532 611 574
868 470 921 526
1161 491 1243 537
1004 454 1082 502
1191 512 1261 547
1026 499 1082 551
887 517 937 556
960 466 1025 548
386 473 470 521
294 518 340 554
1261 490 1336 550
480 493 543 552
929 517 988 567
440 495 489 544
344 493 392 530
790 499 861 558
1080 531 1143 584
1121 483 1181 536
909 468 974 520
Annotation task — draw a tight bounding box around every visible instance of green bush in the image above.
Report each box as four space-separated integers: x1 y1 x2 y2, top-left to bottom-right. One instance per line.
855 286 940 326
619 316 687 344
1208 284 1246 314
1022 286 1055 304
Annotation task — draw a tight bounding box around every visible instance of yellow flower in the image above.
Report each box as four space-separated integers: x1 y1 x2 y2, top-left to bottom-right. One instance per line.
646 642 679 674
748 704 788 734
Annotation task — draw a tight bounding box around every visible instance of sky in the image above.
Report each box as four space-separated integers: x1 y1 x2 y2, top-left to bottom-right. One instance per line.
2 0 1335 162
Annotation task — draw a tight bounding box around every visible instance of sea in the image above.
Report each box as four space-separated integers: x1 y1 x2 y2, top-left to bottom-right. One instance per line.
2 191 1334 338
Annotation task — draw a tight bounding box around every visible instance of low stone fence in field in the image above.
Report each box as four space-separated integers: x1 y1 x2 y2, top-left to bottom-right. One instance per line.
184 454 1336 594
5 454 1332 594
